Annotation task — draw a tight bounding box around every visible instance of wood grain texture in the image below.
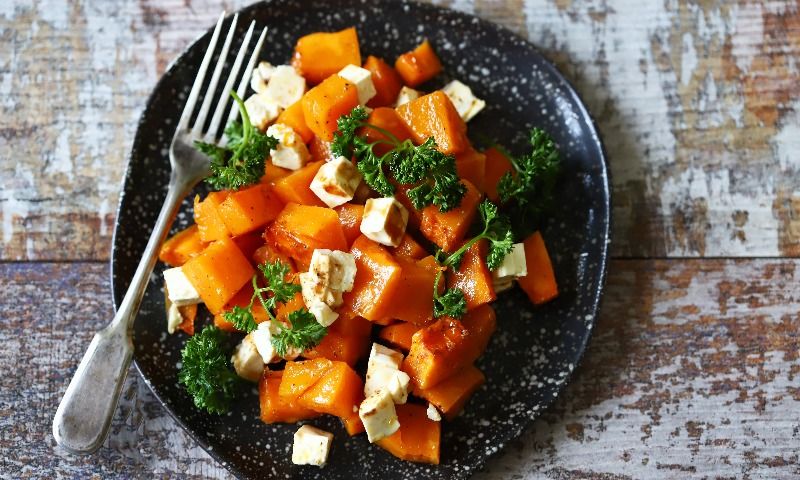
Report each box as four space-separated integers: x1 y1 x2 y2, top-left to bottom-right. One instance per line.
1 0 798 260
3 259 798 478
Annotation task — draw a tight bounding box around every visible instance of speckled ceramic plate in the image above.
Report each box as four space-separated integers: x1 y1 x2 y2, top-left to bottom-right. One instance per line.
111 0 610 478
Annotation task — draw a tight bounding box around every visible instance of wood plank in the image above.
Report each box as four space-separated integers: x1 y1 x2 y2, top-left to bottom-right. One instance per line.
1 0 798 260
3 259 798 477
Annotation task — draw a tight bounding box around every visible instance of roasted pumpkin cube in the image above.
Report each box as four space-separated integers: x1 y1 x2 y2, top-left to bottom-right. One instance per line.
276 100 314 144
380 255 440 325
217 184 284 236
193 191 231 242
483 146 514 203
292 27 361 85
396 90 468 155
378 322 421 352
394 40 442 87
517 231 558 305
272 160 326 207
363 55 404 108
376 403 440 464
413 364 485 420
419 179 481 252
297 361 365 435
358 107 412 155
340 235 403 321
279 358 334 401
455 147 487 193
302 74 360 141
447 239 496 310
334 203 365 247
159 225 208 267
181 237 255 314
266 203 348 271
259 370 320 424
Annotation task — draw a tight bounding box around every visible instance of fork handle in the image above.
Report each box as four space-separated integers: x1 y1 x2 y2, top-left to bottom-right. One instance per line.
53 172 194 454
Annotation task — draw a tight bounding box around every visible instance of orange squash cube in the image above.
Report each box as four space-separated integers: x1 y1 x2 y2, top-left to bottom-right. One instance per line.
483 146 515 203
303 314 372 366
363 55 404 107
272 160 325 207
266 203 348 271
297 361 365 434
455 147 487 193
308 136 334 163
376 403 440 464
182 237 255 313
390 234 428 260
334 203 365 247
517 231 559 305
378 322 421 351
276 100 314 144
402 304 496 389
193 191 231 242
217 184 284 236
447 239 496 310
340 235 403 321
159 225 208 267
359 107 413 155
413 364 485 420
262 161 292 185
279 358 334 401
394 40 442 87
419 179 481 252
252 243 296 272
259 370 320 424
292 27 361 85
380 255 440 325
302 74 360 141
396 90 468 155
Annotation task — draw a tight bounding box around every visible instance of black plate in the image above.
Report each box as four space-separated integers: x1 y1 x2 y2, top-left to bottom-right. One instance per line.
112 0 610 478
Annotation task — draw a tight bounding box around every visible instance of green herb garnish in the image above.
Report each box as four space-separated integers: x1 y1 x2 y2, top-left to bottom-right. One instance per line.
195 91 278 190
332 106 466 212
178 325 240 414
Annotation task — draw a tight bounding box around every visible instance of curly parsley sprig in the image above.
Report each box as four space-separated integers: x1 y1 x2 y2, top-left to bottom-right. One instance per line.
195 91 278 190
332 107 466 212
223 260 327 356
431 200 515 318
178 325 240 414
496 128 560 225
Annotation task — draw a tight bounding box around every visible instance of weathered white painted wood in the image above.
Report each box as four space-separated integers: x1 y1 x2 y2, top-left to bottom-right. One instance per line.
4 260 799 478
1 0 798 260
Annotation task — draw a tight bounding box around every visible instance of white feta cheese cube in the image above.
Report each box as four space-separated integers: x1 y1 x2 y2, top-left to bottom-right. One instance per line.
300 271 343 308
244 94 281 131
492 277 515 294
309 156 362 208
166 301 182 334
360 197 409 247
163 267 201 307
266 123 310 170
250 322 279 364
365 365 410 404
442 80 486 122
307 300 339 327
258 61 275 81
338 64 377 106
492 243 528 280
359 390 400 443
394 86 421 106
231 336 264 382
426 403 442 422
309 249 357 293
291 425 334 467
368 343 404 370
264 65 306 108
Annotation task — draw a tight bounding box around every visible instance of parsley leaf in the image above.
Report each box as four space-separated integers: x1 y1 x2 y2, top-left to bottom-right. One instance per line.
225 304 258 333
332 107 466 212
496 128 560 224
195 91 278 191
178 325 240 414
258 261 301 310
430 200 515 318
272 309 328 357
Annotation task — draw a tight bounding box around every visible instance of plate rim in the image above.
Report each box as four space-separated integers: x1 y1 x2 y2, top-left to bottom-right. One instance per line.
110 0 613 477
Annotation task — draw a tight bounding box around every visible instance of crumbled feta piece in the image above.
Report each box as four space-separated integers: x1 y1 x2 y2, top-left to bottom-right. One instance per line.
250 321 301 363
368 343 404 370
291 425 334 467
250 61 274 94
166 301 182 334
365 344 409 403
309 156 362 208
307 300 339 327
263 65 306 108
492 243 528 280
231 336 264 382
394 86 421 107
359 390 400 443
492 276 515 294
360 197 409 247
244 94 281 131
426 403 442 422
300 271 343 308
163 267 201 307
365 365 410 404
338 64 377 105
310 249 357 293
442 80 486 122
266 123 310 170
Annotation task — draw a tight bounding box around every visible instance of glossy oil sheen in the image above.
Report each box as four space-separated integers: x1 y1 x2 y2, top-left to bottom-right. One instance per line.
112 0 611 478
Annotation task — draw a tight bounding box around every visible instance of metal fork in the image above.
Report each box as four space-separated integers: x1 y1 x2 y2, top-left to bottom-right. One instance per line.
52 12 267 455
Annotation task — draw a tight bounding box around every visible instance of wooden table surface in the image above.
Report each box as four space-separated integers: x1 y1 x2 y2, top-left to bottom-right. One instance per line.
2 0 799 478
